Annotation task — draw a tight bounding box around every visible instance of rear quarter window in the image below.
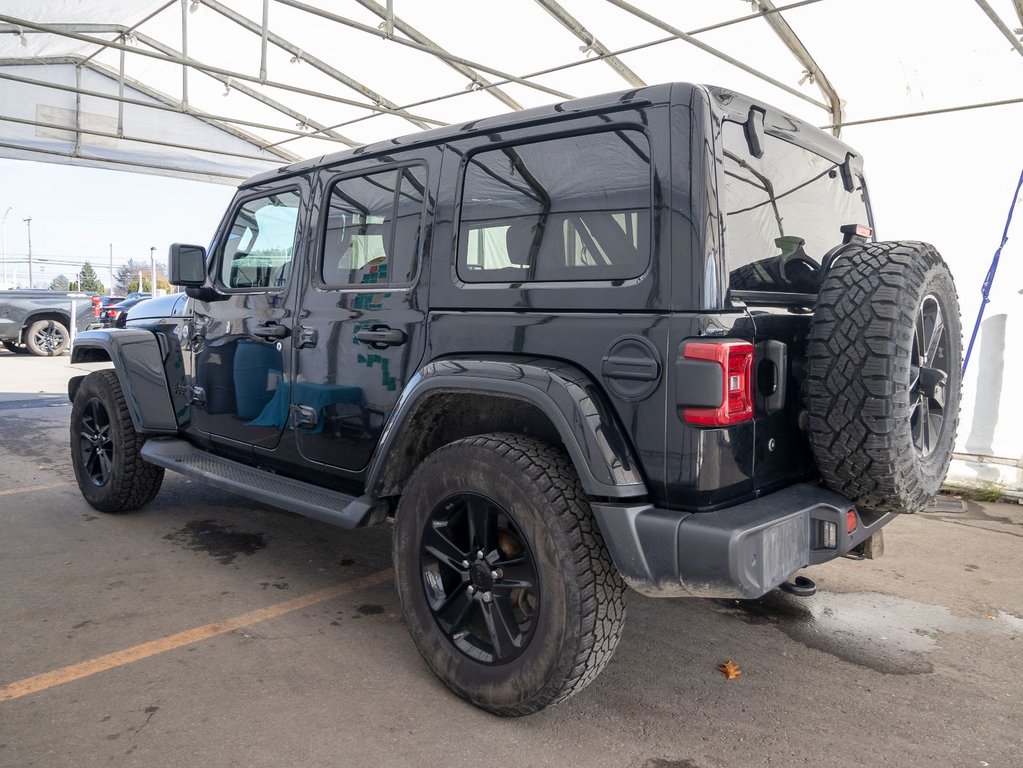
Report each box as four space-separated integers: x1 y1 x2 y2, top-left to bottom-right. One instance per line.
457 130 652 284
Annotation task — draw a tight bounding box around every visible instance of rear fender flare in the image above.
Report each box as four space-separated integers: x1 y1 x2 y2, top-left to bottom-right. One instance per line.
70 329 178 433
366 357 647 499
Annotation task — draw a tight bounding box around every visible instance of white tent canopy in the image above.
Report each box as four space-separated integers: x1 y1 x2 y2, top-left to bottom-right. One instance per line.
1 0 1022 489
1 0 1020 181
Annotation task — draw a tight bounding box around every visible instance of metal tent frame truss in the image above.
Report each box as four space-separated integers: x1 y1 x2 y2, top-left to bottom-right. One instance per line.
0 0 1020 182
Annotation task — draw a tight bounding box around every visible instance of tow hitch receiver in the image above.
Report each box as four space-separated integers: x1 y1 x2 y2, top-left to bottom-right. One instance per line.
779 575 817 597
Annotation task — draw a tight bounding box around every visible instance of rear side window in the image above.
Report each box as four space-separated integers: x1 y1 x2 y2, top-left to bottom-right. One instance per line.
457 130 651 283
322 166 426 287
720 120 870 296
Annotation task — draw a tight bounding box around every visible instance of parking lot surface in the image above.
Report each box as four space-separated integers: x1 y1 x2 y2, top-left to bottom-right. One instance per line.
1 352 1021 768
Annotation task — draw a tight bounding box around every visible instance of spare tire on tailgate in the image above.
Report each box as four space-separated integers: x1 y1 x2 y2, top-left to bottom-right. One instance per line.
805 241 961 514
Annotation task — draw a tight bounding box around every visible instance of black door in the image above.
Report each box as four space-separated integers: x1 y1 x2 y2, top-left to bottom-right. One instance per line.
293 159 434 472
190 183 306 453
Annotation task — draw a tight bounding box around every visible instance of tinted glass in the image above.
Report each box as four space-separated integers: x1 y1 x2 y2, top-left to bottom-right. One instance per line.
322 166 426 287
721 121 870 295
220 190 300 290
458 130 651 283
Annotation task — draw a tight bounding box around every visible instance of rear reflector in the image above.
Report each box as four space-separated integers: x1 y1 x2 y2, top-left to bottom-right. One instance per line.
682 341 754 426
821 521 838 549
846 508 858 534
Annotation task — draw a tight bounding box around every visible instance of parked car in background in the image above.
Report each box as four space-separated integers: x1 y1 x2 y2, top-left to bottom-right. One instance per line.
103 295 150 328
0 290 96 355
88 295 126 329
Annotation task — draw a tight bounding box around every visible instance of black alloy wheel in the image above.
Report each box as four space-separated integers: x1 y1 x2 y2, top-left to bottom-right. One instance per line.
420 492 539 664
909 294 950 458
392 433 626 715
70 369 164 513
78 397 115 486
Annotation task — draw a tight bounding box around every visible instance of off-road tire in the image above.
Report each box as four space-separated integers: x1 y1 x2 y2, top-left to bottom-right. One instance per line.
70 369 164 512
2 340 29 354
25 318 70 356
393 433 626 716
806 241 961 514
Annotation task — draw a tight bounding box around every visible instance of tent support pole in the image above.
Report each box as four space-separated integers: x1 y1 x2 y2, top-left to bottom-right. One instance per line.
603 0 828 112
0 69 329 152
0 14 445 125
973 0 1023 58
201 0 434 130
73 64 82 157
117 44 125 136
134 33 359 146
180 0 188 109
259 0 269 82
754 0 844 137
533 0 646 88
351 0 523 111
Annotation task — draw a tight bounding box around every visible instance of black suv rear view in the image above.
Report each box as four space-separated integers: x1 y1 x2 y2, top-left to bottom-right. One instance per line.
68 83 962 715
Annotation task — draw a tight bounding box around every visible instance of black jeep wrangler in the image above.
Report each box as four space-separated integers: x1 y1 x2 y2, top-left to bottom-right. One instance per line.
68 83 961 716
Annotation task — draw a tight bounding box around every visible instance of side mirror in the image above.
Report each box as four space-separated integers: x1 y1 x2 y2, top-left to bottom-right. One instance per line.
168 243 207 287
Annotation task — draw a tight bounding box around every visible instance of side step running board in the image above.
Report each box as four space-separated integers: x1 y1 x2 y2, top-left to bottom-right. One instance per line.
141 438 377 529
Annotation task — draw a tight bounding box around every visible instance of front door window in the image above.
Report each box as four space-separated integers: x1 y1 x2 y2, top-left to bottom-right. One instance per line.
220 191 301 290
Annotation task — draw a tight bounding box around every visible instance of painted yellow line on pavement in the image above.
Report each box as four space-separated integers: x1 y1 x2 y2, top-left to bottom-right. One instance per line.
0 568 393 702
0 482 70 497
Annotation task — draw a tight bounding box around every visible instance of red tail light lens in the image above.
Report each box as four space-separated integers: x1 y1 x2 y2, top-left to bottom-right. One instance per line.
682 341 754 426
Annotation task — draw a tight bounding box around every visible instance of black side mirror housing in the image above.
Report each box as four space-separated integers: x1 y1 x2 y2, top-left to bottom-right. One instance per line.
168 243 208 287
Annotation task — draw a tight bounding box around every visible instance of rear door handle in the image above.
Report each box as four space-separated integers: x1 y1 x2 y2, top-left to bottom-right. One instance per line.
355 326 406 348
252 322 290 340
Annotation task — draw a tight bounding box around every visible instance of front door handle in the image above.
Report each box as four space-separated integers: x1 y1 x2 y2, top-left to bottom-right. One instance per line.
355 326 406 349
252 322 290 340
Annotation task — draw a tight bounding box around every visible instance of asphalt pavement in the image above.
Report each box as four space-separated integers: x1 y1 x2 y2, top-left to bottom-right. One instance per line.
1 351 1020 768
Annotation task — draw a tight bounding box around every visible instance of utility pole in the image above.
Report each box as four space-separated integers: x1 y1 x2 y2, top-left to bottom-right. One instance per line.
150 246 157 297
109 243 114 295
23 217 32 288
2 207 11 289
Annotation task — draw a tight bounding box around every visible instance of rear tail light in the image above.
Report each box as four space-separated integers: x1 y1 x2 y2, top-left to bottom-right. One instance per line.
682 340 754 426
846 508 858 534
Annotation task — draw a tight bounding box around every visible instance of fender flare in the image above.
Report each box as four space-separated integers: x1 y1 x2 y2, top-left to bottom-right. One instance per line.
366 357 648 499
70 329 178 433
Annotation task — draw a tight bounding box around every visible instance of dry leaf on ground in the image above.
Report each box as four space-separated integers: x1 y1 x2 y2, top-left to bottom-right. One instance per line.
717 660 742 680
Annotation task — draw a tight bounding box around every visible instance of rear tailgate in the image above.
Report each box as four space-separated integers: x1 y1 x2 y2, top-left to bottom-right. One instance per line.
747 307 816 495
665 310 813 511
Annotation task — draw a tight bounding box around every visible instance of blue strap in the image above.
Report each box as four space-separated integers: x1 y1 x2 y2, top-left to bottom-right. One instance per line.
962 167 1023 374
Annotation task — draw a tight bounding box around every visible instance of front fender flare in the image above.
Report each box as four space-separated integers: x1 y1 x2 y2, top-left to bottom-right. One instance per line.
366 357 647 499
71 329 178 433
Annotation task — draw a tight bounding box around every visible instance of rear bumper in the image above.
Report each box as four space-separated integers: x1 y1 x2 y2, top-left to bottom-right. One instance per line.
592 483 893 599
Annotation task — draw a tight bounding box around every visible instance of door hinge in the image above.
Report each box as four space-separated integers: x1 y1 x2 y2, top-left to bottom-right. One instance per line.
291 404 317 429
297 326 318 349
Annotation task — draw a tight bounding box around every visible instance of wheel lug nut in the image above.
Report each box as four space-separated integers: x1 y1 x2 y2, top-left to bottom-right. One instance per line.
482 591 492 603
491 570 500 579
476 550 485 560
467 585 476 595
461 560 469 568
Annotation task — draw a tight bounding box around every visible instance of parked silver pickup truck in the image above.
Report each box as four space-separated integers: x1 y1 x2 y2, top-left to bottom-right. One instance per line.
0 290 96 356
